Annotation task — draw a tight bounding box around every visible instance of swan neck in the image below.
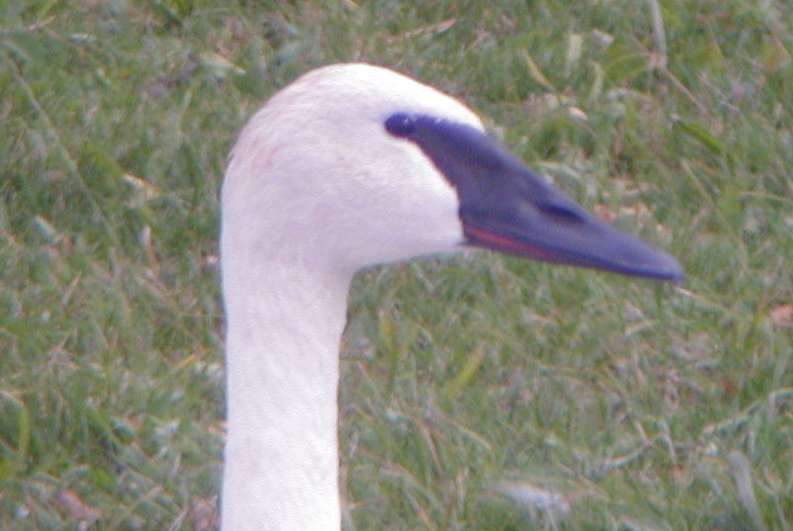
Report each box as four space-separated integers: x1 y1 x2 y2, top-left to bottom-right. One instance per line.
221 263 351 531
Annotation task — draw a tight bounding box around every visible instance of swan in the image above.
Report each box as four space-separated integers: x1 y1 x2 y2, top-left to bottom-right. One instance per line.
220 63 682 530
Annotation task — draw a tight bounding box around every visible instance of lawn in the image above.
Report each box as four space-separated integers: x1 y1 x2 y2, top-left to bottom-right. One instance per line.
1 0 792 529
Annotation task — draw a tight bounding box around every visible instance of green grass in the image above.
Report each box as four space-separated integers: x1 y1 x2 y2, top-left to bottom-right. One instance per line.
1 0 792 528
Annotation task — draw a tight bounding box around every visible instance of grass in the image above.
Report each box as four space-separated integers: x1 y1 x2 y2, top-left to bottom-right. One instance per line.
1 0 792 528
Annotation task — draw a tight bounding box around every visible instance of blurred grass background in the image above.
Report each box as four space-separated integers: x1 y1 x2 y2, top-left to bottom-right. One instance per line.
1 0 792 529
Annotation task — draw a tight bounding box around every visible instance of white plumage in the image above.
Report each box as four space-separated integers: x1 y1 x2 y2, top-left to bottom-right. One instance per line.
221 64 479 531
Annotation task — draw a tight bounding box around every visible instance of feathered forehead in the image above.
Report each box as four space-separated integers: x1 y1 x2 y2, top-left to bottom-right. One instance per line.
278 63 484 130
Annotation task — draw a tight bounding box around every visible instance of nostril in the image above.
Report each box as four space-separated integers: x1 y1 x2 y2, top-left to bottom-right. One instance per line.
535 200 587 223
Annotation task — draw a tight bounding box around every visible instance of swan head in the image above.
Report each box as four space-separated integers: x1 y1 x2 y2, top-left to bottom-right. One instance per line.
223 63 682 281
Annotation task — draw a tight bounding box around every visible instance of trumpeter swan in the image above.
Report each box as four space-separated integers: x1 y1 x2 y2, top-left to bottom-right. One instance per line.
220 63 682 530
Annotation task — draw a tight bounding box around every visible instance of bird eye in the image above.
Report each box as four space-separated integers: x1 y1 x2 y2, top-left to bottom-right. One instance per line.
385 113 416 137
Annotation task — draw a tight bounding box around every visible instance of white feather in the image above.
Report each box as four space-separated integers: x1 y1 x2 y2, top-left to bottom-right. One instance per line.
221 64 483 530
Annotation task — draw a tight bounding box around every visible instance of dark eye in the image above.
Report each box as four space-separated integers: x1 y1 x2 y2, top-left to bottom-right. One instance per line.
385 113 416 137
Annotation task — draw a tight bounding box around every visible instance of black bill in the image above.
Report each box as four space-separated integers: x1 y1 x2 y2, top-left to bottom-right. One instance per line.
385 112 683 281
